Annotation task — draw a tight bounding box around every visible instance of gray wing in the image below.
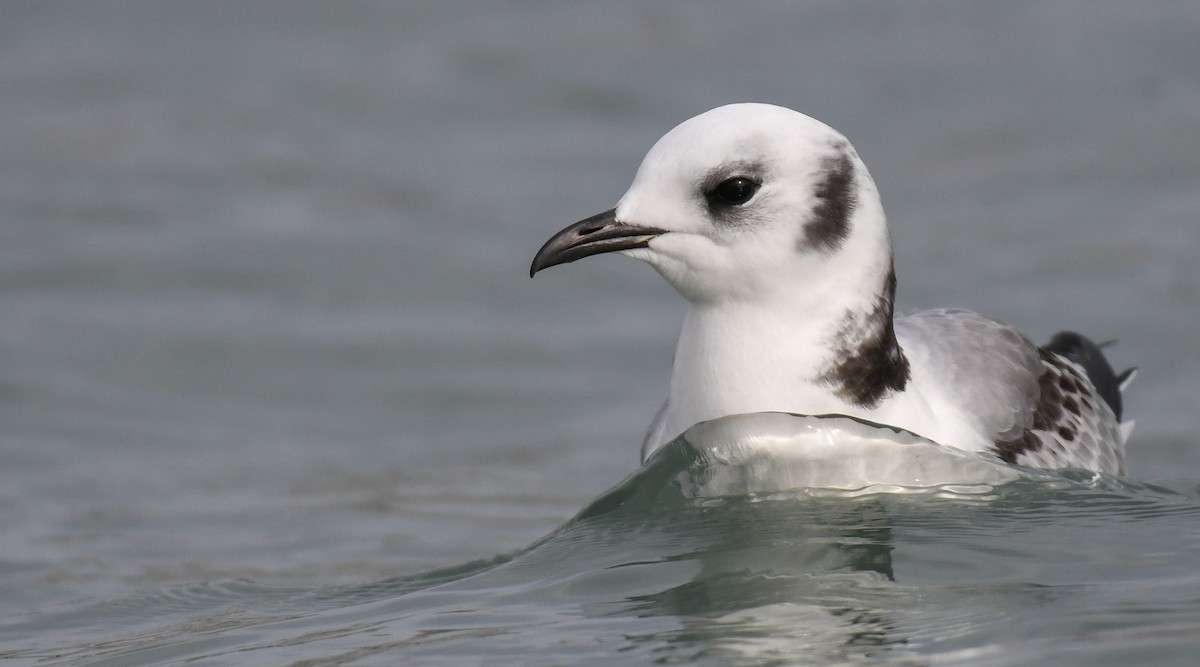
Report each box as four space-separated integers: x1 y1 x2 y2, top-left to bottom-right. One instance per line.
895 309 1125 474
895 309 1042 442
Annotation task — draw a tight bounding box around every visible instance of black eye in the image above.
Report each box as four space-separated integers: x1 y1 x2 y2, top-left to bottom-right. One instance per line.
708 177 760 206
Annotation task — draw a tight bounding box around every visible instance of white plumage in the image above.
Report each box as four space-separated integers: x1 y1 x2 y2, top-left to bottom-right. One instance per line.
531 103 1132 475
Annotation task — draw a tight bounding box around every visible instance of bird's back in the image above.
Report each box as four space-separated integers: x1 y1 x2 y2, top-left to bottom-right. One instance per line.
896 309 1128 474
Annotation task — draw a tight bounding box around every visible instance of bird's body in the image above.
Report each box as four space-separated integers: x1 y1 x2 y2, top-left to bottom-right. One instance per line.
531 104 1132 475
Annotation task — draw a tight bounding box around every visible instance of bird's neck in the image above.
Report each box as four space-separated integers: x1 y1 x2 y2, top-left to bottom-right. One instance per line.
665 259 910 438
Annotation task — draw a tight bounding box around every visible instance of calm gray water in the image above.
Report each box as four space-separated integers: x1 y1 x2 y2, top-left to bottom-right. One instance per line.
1 2 1198 665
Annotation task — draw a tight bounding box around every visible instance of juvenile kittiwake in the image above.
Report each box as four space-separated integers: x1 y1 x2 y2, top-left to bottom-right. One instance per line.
530 103 1134 475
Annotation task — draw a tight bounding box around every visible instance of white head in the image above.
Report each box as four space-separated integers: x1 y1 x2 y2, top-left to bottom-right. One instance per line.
531 103 893 309
531 104 910 416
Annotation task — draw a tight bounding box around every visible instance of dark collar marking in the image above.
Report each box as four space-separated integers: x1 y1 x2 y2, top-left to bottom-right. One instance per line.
817 262 910 408
801 151 858 253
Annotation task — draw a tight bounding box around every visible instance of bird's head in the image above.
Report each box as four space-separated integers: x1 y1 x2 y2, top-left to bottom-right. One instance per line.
530 103 890 305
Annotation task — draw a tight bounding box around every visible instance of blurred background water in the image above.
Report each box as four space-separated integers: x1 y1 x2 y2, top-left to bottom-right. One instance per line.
1 1 1198 664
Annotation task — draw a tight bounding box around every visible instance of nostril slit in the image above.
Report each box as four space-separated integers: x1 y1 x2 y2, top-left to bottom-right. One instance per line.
580 225 602 235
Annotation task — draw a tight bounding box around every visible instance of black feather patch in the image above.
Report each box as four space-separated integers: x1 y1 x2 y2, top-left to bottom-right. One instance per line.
993 349 1092 465
818 263 909 408
801 151 858 252
1043 331 1123 420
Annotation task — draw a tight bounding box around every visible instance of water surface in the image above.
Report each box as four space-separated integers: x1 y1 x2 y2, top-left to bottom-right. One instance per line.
4 417 1199 665
1 1 1198 664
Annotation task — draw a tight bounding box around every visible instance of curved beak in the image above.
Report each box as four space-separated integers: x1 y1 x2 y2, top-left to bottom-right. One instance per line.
529 208 665 277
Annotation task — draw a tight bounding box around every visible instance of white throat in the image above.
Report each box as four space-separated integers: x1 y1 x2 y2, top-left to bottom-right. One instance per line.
663 261 892 439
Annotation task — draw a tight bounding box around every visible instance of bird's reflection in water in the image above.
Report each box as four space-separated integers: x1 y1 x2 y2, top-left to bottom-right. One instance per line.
614 495 919 665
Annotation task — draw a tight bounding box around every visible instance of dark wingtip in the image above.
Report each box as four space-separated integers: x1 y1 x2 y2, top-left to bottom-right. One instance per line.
1116 366 1137 388
1043 331 1126 420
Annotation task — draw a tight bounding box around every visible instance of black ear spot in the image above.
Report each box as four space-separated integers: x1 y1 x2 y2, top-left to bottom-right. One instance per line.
706 177 760 208
801 152 857 253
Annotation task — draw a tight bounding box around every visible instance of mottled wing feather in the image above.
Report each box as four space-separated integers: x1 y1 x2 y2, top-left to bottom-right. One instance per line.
997 352 1125 474
895 309 1125 474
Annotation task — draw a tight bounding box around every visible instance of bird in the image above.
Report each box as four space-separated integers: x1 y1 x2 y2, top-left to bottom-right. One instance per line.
529 103 1133 475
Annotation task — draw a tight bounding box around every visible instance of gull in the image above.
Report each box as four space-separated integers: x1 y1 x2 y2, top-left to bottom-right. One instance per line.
530 103 1133 475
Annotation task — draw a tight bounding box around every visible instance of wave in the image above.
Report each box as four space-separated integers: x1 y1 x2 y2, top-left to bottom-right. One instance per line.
4 413 1197 666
